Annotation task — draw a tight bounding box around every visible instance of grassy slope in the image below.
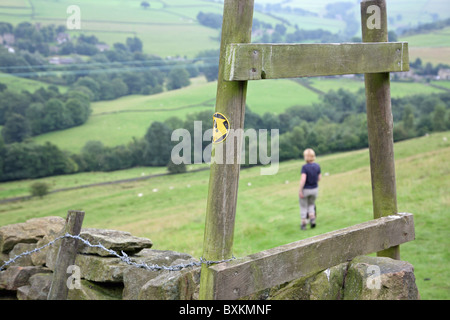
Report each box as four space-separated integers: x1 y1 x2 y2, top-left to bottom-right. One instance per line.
0 73 67 93
2 0 449 61
401 26 450 65
32 77 449 153
0 0 224 58
31 77 323 152
1 131 449 299
0 1 449 299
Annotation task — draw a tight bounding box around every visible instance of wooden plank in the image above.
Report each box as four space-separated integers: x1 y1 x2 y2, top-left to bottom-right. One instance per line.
224 42 409 81
47 210 85 300
361 0 400 259
198 0 254 300
207 213 415 300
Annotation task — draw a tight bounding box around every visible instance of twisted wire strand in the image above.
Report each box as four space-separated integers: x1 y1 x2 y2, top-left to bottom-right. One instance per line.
0 233 236 272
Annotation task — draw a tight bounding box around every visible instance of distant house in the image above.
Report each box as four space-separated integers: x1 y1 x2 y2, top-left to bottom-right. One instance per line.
95 43 110 52
394 69 417 81
0 33 15 45
49 56 76 65
56 33 70 44
438 68 450 80
49 45 59 54
252 29 264 38
0 35 15 53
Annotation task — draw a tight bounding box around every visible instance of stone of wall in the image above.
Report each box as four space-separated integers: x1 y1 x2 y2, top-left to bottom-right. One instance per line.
0 216 419 300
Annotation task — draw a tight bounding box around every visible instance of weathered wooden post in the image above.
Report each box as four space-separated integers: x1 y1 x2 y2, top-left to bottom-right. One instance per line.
199 0 254 300
47 210 85 300
361 0 399 259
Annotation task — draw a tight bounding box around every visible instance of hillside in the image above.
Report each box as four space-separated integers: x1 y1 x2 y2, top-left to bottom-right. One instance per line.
0 0 449 301
1 0 449 60
30 76 450 153
401 26 450 65
0 131 449 299
1 2 448 154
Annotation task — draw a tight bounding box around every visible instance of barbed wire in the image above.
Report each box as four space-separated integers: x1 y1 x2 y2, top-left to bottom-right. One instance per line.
0 233 236 272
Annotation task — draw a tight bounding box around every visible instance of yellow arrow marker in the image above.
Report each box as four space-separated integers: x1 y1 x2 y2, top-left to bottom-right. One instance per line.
212 112 230 144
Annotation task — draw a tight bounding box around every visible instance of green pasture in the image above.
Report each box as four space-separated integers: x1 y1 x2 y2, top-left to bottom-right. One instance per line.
1 0 449 60
432 81 450 89
33 110 204 152
1 131 449 299
401 26 450 64
402 26 450 48
408 47 450 65
1 0 449 301
0 163 208 200
0 73 67 93
0 0 219 58
308 78 449 97
32 77 323 152
259 0 450 30
246 79 321 113
32 77 450 153
263 12 345 34
0 0 224 58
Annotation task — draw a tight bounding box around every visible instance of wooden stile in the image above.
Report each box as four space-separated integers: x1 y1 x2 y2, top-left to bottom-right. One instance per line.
199 0 412 300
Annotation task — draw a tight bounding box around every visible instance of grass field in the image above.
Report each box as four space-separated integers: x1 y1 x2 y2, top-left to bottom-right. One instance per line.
32 77 450 153
401 26 450 65
32 77 324 152
1 0 449 301
0 72 67 93
0 0 448 60
1 131 449 299
0 0 225 58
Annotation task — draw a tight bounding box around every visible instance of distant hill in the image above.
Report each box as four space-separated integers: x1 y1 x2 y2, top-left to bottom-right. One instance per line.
1 0 447 59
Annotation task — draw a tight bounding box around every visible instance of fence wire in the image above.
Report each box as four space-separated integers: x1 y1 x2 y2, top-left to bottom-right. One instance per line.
0 233 236 272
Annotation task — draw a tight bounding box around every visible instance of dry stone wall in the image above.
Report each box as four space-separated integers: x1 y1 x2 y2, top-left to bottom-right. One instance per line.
0 216 419 300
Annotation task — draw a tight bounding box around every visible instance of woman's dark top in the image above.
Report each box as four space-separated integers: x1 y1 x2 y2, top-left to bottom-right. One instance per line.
301 163 321 189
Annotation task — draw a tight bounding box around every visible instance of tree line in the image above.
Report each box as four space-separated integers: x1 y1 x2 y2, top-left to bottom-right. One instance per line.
0 22 144 58
0 85 91 143
409 57 450 77
0 20 206 143
1 87 449 182
399 18 450 36
0 21 196 97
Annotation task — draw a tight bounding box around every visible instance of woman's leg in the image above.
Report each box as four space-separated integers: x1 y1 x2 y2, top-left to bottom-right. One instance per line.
299 197 308 229
306 188 318 227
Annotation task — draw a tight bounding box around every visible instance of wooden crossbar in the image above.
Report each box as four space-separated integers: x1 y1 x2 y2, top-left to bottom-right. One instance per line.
224 42 409 81
206 213 415 300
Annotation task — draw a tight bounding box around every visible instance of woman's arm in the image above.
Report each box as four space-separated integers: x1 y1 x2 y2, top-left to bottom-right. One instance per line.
299 173 307 198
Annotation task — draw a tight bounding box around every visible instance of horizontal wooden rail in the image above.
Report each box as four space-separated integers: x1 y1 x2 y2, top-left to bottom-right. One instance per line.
224 42 409 81
206 213 415 300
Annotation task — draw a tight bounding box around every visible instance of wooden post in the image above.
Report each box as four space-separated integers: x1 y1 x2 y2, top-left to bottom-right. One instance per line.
47 210 85 300
199 0 254 300
361 0 399 259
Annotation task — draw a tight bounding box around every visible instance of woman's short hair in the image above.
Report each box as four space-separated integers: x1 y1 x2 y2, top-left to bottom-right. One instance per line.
303 148 316 163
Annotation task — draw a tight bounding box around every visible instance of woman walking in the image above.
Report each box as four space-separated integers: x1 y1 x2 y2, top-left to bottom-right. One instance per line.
299 148 321 230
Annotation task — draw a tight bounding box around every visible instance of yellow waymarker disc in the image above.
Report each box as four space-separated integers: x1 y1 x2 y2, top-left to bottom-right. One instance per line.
212 112 230 144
